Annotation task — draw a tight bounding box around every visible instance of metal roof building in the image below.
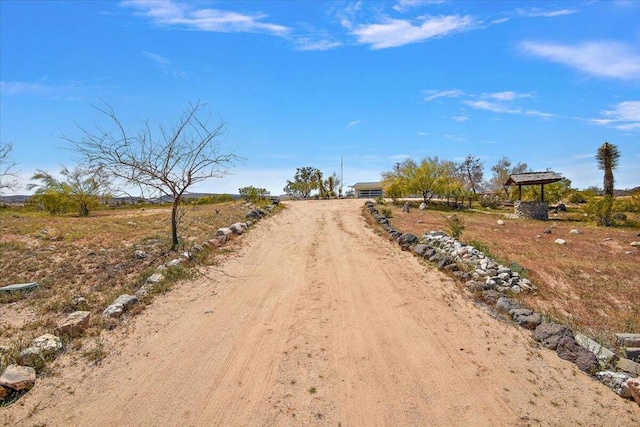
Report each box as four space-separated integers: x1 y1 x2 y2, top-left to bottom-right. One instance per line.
351 182 384 199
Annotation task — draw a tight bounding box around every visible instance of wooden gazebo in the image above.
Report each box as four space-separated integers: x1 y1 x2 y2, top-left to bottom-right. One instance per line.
505 171 562 202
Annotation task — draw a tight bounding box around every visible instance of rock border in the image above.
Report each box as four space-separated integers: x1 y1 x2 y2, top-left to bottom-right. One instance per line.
364 201 639 404
0 202 278 404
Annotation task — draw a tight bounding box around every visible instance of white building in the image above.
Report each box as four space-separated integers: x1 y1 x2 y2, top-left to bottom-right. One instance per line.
351 182 384 199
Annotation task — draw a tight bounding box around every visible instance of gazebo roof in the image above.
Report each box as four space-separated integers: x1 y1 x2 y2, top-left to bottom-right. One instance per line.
505 171 562 186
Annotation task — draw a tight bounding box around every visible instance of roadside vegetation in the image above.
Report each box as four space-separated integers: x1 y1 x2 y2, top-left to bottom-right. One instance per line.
0 197 281 374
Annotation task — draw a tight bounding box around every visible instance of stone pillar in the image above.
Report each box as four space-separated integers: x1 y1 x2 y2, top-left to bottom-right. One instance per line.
514 201 549 220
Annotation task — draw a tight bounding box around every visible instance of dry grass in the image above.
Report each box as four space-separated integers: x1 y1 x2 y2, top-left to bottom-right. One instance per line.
383 202 640 348
0 201 262 367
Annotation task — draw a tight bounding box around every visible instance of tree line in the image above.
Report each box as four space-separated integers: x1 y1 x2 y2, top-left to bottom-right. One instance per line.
283 167 342 199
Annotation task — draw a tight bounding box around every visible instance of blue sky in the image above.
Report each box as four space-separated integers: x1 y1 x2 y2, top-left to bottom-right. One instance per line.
1 0 639 196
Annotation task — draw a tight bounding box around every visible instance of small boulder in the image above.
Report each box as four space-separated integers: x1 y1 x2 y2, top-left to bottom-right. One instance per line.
0 385 9 399
412 244 429 257
497 220 505 226
533 323 573 350
229 223 245 235
0 365 36 391
71 295 89 309
216 228 233 239
112 294 139 308
398 233 418 246
555 336 598 372
133 250 147 259
102 304 124 319
32 334 62 357
576 351 599 373
18 347 42 366
166 259 182 268
569 229 582 235
495 296 518 313
147 273 164 285
510 309 542 330
626 377 640 404
554 239 567 245
55 311 91 338
596 371 631 397
246 210 261 220
543 228 552 234
631 241 639 248
402 202 410 213
482 290 500 305
419 203 427 210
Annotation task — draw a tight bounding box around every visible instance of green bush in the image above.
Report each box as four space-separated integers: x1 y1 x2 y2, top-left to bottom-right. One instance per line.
568 191 587 204
583 196 614 226
375 196 386 205
479 198 499 209
443 214 465 239
614 194 640 214
380 208 393 218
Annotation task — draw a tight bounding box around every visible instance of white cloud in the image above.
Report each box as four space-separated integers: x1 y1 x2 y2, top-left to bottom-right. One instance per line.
422 89 464 102
463 100 521 114
520 40 640 80
346 120 362 129
352 14 475 49
122 0 289 36
142 51 185 78
519 8 577 18
486 91 532 101
393 1 446 13
417 132 429 136
422 88 556 119
591 101 640 131
0 79 115 100
295 38 341 51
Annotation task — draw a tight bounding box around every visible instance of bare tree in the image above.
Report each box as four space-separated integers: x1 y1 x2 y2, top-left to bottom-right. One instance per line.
458 155 484 195
0 141 20 193
65 101 237 249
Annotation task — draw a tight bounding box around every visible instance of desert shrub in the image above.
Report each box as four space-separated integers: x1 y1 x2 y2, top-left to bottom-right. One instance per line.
239 186 270 204
568 191 587 204
564 212 588 222
479 198 499 209
614 194 640 214
380 207 393 218
583 196 614 226
375 196 386 205
443 214 465 239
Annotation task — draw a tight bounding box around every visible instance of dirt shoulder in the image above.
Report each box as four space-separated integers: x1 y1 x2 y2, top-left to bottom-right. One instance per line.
3 200 638 426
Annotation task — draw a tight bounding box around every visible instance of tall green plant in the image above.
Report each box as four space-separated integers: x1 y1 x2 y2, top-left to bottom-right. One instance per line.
596 142 621 198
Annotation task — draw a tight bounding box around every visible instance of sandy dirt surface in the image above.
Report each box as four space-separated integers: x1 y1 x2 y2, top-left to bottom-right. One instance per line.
3 200 638 426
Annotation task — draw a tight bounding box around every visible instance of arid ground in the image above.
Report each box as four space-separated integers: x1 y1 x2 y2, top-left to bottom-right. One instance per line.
2 200 639 426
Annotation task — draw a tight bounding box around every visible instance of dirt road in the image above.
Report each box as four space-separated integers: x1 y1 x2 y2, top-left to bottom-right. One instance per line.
3 200 638 426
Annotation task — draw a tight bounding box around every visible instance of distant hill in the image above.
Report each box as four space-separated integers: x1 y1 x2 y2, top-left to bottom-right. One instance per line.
613 187 640 197
0 192 242 205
